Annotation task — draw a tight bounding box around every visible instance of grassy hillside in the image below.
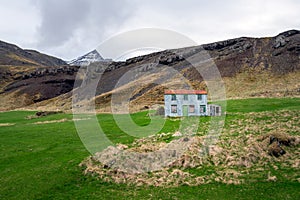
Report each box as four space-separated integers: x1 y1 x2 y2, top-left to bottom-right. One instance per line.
0 98 299 199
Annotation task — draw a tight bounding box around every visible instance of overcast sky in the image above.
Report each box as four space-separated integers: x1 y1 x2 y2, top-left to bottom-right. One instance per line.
0 0 299 60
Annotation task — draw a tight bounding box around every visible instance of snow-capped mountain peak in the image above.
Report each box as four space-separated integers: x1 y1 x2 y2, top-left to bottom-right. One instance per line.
68 50 109 66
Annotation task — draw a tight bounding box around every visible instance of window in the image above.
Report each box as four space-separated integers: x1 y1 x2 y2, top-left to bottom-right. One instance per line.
211 106 215 116
200 105 206 113
183 94 188 100
216 107 220 114
197 94 202 101
171 94 176 101
171 105 177 113
189 105 195 113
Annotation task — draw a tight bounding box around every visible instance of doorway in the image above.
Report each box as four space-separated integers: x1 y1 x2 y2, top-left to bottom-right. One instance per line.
182 105 188 116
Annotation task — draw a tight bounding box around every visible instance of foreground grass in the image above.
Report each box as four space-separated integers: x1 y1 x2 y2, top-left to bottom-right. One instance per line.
0 97 299 199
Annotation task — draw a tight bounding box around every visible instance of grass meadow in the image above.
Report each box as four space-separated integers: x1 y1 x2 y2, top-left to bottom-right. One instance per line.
0 98 299 199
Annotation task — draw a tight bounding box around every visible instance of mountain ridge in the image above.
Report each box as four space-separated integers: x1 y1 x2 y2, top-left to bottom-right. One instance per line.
0 40 66 67
0 29 299 111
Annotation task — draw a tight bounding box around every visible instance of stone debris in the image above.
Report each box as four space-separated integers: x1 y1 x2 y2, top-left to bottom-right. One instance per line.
172 131 182 137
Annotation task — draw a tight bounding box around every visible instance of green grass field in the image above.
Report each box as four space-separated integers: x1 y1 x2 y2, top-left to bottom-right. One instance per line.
0 98 299 199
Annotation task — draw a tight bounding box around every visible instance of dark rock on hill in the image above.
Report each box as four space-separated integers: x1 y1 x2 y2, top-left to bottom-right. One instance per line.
1 65 79 107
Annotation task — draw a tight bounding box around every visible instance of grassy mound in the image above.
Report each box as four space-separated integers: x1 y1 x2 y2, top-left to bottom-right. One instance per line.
81 110 300 187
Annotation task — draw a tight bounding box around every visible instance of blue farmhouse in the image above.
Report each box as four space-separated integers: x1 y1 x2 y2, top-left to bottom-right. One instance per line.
164 90 221 117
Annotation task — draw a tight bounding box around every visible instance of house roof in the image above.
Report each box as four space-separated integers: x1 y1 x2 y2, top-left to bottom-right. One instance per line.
164 90 207 95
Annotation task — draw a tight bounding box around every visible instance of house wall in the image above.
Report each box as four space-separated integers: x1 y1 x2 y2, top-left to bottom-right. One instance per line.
164 94 208 117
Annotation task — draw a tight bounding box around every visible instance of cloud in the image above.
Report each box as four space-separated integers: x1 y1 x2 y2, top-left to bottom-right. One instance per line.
35 0 135 60
36 0 91 47
0 1 40 47
121 0 300 45
0 0 299 60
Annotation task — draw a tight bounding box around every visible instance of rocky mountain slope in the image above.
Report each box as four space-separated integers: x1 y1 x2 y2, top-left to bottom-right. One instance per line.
0 40 77 110
0 30 299 111
0 40 66 67
73 29 300 113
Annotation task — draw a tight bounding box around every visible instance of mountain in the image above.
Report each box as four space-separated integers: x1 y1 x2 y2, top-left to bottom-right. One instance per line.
0 40 76 111
0 30 299 112
68 49 109 67
0 40 66 66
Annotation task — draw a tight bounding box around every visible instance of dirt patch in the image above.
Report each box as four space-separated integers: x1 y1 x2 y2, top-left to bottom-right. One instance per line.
0 123 15 127
31 117 92 125
33 118 68 124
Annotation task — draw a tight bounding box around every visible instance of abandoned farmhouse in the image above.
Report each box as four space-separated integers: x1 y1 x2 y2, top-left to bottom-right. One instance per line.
164 90 221 117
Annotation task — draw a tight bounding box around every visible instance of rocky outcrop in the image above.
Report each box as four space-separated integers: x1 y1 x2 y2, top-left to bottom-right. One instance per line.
0 65 79 109
158 52 184 65
20 66 78 80
272 30 300 57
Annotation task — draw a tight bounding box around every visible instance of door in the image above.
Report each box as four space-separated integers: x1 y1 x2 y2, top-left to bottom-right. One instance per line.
182 105 188 116
200 105 206 115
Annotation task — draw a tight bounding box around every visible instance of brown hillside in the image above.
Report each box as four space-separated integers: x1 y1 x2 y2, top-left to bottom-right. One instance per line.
0 30 299 112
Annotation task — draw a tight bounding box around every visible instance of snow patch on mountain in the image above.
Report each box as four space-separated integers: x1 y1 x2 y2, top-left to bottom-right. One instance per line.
68 50 111 66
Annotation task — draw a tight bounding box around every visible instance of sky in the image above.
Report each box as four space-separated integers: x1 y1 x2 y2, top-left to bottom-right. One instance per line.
0 0 299 61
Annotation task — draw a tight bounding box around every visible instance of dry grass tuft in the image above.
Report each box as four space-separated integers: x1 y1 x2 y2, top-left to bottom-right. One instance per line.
0 123 15 127
33 118 68 124
80 110 300 187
